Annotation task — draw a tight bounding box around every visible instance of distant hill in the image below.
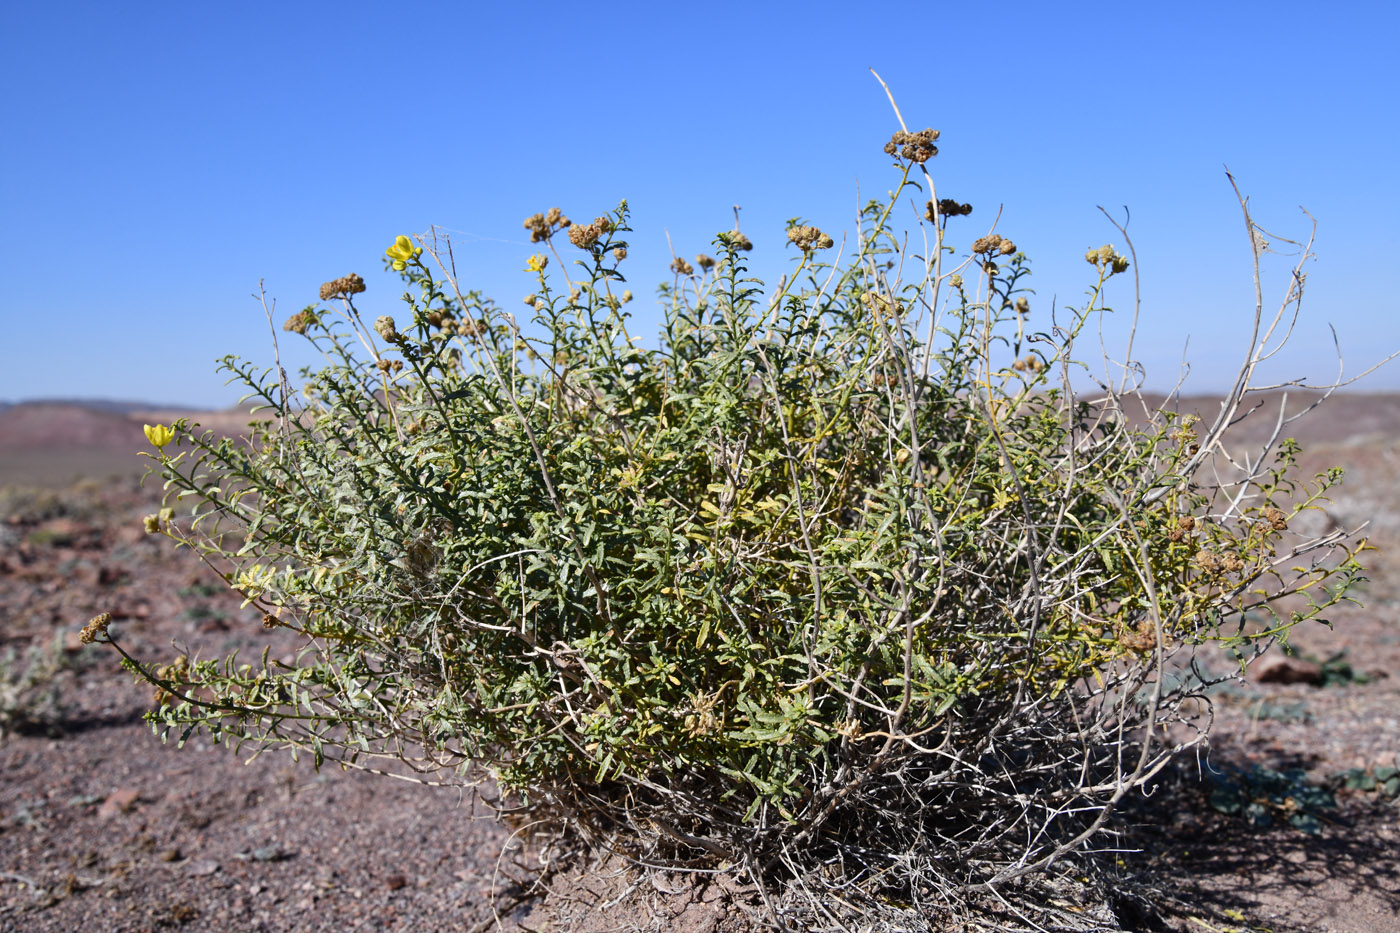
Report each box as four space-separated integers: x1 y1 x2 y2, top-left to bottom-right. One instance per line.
0 401 269 487
0 402 148 449
0 397 218 416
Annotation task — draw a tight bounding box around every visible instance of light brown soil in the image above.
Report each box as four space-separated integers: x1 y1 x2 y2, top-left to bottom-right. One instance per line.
1 395 1398 932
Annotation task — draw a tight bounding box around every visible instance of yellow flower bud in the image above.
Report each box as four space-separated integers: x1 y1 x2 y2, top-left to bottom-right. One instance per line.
526 253 548 272
143 424 174 450
385 235 422 272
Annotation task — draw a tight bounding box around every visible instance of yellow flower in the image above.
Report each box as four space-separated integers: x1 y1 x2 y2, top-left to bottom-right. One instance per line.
526 253 548 272
385 235 422 271
143 423 174 450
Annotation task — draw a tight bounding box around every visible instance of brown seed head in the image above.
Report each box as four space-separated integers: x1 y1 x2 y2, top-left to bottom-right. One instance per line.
523 213 550 243
927 199 974 222
999 239 1017 256
971 235 1004 255
695 253 715 271
786 224 834 252
670 257 695 276
319 274 366 301
282 311 312 335
1119 619 1158 653
888 128 940 163
1264 507 1288 531
80 613 112 645
374 316 400 342
612 247 627 261
568 222 602 250
1015 297 1030 314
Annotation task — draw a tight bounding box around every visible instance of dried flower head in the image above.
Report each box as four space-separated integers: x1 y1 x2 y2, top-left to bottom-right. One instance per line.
612 247 627 261
670 257 695 276
621 290 633 304
523 213 550 243
374 316 400 342
949 274 964 288
1169 515 1197 542
971 235 1004 255
320 273 367 301
930 198 973 220
999 239 1017 256
695 254 715 271
1264 507 1288 531
1194 550 1222 573
1014 297 1030 314
885 128 940 163
1111 254 1130 274
282 311 312 335
1118 620 1159 654
568 222 603 250
80 613 112 645
786 225 834 252
727 231 753 252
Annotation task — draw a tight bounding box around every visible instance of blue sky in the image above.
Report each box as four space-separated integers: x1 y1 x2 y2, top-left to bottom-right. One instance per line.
3 2 1397 408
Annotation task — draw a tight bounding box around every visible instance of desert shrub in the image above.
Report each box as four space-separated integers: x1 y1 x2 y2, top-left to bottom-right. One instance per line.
94 104 1371 914
0 635 67 739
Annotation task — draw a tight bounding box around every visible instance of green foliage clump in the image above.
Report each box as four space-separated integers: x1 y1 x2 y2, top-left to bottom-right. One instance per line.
1205 762 1337 833
103 123 1368 897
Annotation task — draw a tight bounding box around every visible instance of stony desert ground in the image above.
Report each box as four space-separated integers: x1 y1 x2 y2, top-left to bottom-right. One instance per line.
1 395 1397 932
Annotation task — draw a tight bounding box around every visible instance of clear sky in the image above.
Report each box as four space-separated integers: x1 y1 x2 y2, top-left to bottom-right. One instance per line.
3 2 1397 408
